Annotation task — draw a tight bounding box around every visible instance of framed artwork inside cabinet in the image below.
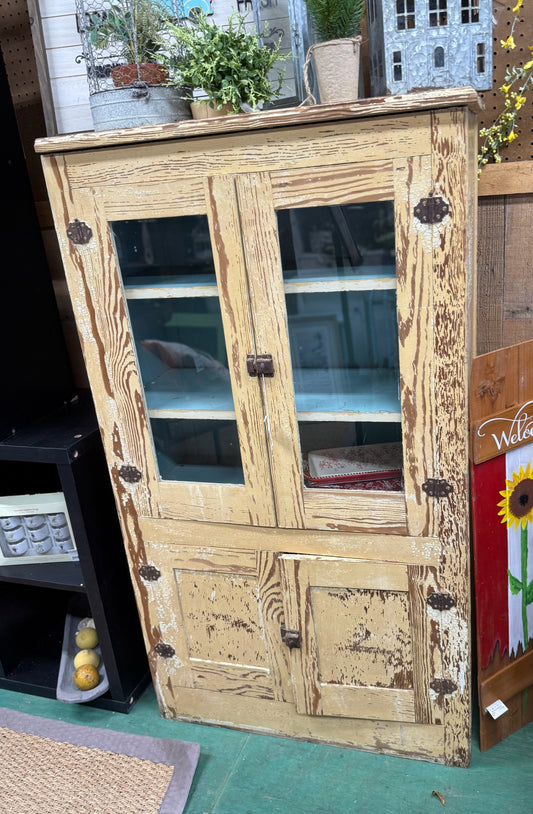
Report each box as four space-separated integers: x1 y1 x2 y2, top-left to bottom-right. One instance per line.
0 492 78 565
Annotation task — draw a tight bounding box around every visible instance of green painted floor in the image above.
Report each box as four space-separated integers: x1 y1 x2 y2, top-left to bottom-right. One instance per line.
1 684 531 813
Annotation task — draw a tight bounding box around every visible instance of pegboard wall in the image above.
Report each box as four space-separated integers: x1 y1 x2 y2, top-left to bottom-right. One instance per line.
478 1 533 163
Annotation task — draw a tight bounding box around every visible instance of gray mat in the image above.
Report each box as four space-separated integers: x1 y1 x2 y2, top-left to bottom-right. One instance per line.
0 707 200 814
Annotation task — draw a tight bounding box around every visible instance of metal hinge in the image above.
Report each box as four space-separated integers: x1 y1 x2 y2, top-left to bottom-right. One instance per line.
427 592 456 611
422 478 453 499
66 219 93 244
118 464 142 483
414 195 449 224
154 643 175 658
247 354 274 377
280 623 301 649
138 564 161 581
430 678 457 695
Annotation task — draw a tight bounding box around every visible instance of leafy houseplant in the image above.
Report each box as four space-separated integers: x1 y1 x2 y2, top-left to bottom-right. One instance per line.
304 0 365 41
160 11 289 116
302 0 366 105
87 0 171 87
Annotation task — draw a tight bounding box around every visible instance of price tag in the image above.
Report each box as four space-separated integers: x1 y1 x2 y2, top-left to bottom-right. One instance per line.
486 699 509 719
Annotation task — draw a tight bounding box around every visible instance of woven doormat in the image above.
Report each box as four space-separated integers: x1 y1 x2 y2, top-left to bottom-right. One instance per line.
0 707 200 814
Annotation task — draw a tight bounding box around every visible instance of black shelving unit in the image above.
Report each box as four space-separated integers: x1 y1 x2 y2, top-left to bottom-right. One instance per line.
0 395 150 711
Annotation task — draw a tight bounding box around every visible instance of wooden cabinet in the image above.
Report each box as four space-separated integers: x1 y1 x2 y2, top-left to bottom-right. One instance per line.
36 88 478 765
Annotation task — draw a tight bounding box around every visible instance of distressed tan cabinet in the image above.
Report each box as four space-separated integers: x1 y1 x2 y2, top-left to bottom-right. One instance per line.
37 88 478 766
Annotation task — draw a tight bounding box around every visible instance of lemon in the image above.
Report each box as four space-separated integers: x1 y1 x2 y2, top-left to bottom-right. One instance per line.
73 649 100 670
75 627 99 649
73 664 100 691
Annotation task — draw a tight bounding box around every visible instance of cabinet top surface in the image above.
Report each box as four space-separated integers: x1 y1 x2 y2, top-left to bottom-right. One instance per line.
35 87 480 156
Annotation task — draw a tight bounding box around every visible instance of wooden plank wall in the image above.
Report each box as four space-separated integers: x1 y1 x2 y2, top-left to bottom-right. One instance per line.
477 164 533 355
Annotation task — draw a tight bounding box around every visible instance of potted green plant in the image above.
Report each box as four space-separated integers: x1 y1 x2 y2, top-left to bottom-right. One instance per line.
302 0 366 104
87 0 170 87
159 11 289 118
82 0 191 130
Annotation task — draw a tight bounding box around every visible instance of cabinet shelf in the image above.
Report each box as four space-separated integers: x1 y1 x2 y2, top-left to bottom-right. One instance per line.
124 267 396 300
144 367 400 422
0 561 85 591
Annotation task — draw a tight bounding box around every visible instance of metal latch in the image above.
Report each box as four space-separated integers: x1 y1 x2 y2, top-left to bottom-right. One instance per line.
247 354 274 377
280 623 301 649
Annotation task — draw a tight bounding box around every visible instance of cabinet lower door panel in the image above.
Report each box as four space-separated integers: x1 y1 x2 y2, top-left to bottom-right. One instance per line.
279 555 435 723
146 545 291 703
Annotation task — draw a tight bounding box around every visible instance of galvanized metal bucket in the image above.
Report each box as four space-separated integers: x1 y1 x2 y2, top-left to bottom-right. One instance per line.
89 84 191 131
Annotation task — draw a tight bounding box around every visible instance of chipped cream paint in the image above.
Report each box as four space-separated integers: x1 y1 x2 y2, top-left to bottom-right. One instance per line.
427 605 469 695
39 98 476 764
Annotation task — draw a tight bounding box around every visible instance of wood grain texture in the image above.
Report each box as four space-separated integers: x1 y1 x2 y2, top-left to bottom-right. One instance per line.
235 171 305 529
164 684 445 761
270 160 394 209
140 516 441 563
56 117 431 192
34 87 481 154
279 555 422 722
429 108 475 767
503 195 533 348
394 154 435 539
40 101 476 763
478 161 533 197
476 196 505 355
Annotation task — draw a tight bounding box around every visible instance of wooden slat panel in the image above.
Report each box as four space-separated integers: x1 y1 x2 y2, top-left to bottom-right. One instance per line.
270 160 394 209
41 156 159 519
479 648 533 710
142 517 441 564
59 116 431 190
100 178 207 219
206 174 277 528
408 565 440 725
320 685 415 722
477 161 533 197
503 195 533 348
429 107 475 768
160 684 445 760
301 489 407 534
257 551 293 703
297 556 408 591
394 155 435 538
279 556 322 715
35 88 479 154
235 171 304 529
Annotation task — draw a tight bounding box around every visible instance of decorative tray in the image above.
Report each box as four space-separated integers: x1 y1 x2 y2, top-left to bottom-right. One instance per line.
56 611 109 704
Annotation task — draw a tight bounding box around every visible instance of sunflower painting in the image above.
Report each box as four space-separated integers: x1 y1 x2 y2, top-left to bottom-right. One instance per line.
498 460 533 651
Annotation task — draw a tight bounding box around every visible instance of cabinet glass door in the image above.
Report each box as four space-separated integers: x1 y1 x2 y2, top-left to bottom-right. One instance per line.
112 215 243 485
277 202 403 493
101 177 277 529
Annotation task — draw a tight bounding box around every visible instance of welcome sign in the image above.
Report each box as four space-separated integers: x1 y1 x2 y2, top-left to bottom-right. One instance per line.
471 399 533 463
469 339 533 751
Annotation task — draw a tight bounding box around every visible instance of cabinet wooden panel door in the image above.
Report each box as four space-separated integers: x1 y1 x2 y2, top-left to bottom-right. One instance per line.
144 544 291 703
279 555 436 724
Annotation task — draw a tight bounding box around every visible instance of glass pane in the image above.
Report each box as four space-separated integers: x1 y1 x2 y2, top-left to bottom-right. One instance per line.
278 202 402 492
111 216 243 484
277 202 395 282
113 216 217 288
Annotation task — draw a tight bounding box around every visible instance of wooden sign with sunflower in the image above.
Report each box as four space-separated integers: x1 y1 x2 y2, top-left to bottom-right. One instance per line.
470 338 533 751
